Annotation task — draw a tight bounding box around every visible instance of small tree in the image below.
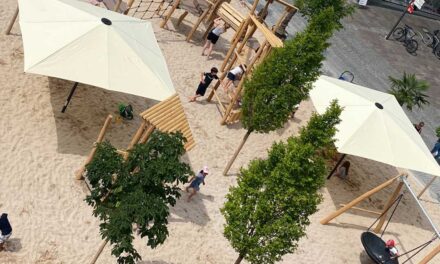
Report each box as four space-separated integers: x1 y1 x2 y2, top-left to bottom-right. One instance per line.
222 102 342 264
85 131 192 264
295 0 355 29
223 7 346 175
388 72 430 111
436 126 440 138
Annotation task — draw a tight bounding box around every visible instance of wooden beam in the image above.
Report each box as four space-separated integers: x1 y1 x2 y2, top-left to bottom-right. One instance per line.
221 18 249 71
75 115 113 180
177 11 188 27
418 243 440 264
373 180 404 233
114 0 122 12
160 0 181 28
128 120 147 150
139 125 156 144
5 5 19 35
186 2 211 41
320 174 402 224
417 176 437 199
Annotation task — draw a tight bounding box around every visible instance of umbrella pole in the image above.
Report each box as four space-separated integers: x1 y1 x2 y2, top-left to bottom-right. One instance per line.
5 6 19 35
61 82 79 113
327 154 346 179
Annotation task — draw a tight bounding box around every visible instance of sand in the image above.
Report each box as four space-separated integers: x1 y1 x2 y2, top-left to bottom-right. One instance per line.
0 0 440 263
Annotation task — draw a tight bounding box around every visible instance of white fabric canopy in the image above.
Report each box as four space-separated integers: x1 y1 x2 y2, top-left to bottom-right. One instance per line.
310 75 440 177
18 0 175 101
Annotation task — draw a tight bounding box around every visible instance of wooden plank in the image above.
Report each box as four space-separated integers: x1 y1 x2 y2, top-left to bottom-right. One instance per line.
140 95 178 116
274 0 298 11
212 89 226 112
250 15 283 48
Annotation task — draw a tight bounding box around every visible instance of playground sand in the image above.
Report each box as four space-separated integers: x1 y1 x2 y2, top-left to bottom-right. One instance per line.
1 0 440 263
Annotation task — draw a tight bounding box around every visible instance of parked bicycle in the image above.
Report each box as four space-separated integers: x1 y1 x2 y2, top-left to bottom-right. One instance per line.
393 24 418 54
416 28 440 59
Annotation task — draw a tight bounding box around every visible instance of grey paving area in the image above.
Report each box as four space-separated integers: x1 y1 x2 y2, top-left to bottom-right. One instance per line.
251 0 440 198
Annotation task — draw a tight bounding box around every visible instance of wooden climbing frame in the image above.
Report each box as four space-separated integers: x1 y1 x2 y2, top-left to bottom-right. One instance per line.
207 14 283 125
75 94 194 180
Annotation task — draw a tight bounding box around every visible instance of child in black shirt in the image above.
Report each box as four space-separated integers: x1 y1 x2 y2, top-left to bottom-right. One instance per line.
190 67 219 102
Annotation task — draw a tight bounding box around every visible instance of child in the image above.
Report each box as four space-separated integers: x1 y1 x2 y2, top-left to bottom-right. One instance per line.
386 239 399 258
0 213 12 251
202 18 230 59
222 64 246 92
189 67 219 102
185 166 209 202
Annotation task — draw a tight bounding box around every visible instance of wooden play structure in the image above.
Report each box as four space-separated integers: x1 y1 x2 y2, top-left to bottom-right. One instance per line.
208 15 284 125
75 94 195 180
321 174 440 264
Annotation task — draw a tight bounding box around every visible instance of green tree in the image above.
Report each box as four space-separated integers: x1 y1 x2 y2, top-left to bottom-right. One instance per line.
85 131 192 264
295 0 355 29
223 7 347 175
222 102 342 264
436 126 440 138
388 72 430 111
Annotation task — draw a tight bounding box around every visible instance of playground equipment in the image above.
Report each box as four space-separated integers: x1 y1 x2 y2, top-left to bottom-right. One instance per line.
208 14 284 125
76 94 194 180
321 174 440 264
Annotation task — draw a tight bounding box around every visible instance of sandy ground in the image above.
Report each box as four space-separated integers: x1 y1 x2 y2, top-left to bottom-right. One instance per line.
0 0 440 263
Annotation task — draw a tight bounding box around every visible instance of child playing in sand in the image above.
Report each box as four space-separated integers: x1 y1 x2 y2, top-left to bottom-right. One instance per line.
386 239 399 258
222 64 246 92
185 166 209 202
189 67 219 102
202 18 230 59
0 213 12 251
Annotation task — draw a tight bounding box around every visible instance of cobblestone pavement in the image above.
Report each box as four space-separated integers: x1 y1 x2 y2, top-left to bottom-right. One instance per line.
252 0 440 199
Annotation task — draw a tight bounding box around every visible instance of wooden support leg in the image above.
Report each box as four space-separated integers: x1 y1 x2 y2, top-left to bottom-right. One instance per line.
186 8 209 41
221 19 249 72
155 0 166 16
139 125 156 144
128 120 147 150
418 244 440 264
373 181 404 233
5 6 19 35
125 0 135 15
221 76 245 125
417 176 437 199
207 72 226 102
160 0 181 28
176 11 188 26
75 115 113 180
114 0 122 12
320 174 402 224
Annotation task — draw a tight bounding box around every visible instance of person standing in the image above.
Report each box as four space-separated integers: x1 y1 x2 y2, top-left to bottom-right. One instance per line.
0 213 12 251
186 166 209 202
431 138 440 160
202 18 229 59
189 67 219 102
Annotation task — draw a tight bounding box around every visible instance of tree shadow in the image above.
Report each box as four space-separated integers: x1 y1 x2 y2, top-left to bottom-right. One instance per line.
324 155 434 234
4 238 22 252
168 191 212 226
48 77 158 156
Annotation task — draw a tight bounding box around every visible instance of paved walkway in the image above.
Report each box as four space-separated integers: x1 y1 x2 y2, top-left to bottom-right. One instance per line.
253 0 440 198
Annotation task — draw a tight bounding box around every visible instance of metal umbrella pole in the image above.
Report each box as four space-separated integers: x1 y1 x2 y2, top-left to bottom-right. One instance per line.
61 82 79 113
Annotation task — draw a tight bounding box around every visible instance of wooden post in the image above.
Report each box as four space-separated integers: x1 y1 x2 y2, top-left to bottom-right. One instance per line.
5 6 19 35
320 174 402 224
139 124 156 144
221 18 249 71
75 115 113 180
186 6 209 41
176 11 188 26
417 176 437 199
373 180 404 233
128 120 147 150
160 0 181 28
418 243 440 264
223 129 252 175
89 239 109 264
113 0 122 12
124 0 135 14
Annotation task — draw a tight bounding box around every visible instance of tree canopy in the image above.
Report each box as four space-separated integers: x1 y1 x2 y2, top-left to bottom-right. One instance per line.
222 102 342 264
295 0 355 29
85 131 193 264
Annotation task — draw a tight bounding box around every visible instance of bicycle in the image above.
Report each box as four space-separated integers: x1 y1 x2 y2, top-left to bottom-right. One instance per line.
416 28 440 59
393 24 418 54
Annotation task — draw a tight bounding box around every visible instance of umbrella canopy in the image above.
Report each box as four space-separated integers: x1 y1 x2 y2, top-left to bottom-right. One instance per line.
310 75 440 177
18 0 175 101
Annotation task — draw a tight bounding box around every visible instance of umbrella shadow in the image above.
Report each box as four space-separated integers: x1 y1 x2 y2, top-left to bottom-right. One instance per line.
48 77 158 156
324 155 434 234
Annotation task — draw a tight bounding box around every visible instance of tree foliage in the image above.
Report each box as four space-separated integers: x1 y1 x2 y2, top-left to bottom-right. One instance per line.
241 7 339 133
222 102 342 264
436 126 440 138
295 0 355 29
85 131 193 264
388 72 430 111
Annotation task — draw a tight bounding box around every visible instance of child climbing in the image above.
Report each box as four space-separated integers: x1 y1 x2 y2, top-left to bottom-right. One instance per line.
222 64 246 92
189 67 219 102
202 18 230 59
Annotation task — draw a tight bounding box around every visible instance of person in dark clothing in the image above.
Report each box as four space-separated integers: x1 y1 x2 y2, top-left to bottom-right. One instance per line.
185 166 209 202
189 67 219 102
0 213 12 251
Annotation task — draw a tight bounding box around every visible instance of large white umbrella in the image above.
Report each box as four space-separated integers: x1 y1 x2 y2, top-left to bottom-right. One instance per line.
310 75 440 177
18 0 175 111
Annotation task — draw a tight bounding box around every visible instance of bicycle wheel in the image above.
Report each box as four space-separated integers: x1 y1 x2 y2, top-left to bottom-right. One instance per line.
406 39 418 54
423 32 434 47
434 47 440 59
393 27 405 41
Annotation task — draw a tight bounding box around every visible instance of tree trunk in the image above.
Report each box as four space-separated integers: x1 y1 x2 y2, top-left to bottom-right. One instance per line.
90 239 109 264
223 130 252 176
274 9 297 39
234 253 245 264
